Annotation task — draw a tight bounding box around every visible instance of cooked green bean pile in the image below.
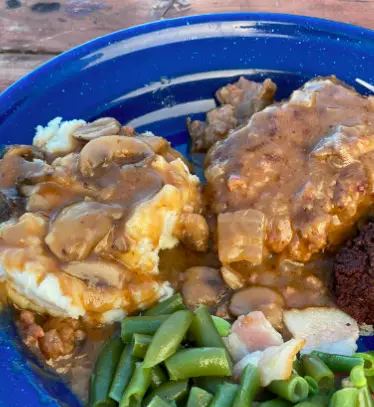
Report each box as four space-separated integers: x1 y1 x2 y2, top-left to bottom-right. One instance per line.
89 293 374 407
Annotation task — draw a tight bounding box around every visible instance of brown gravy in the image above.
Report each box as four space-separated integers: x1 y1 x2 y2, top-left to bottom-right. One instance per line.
0 79 367 403
16 245 332 404
206 78 374 262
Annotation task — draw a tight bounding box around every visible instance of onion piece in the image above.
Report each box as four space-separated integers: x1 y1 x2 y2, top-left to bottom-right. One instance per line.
283 307 359 356
218 208 266 265
259 338 306 386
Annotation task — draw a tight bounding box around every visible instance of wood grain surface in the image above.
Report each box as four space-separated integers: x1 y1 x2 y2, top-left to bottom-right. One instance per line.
1 0 374 92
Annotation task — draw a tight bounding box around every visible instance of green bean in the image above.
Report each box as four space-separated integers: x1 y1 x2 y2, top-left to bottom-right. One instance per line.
293 400 325 406
193 377 231 394
150 366 168 390
294 393 330 407
132 334 153 359
293 359 304 376
301 355 334 390
329 388 358 407
142 380 189 406
121 316 169 342
90 336 124 407
188 306 226 348
304 376 319 395
232 363 261 407
367 376 374 393
146 396 174 407
143 310 193 368
165 348 232 380
311 351 364 373
354 353 374 376
268 374 309 403
120 362 152 407
209 383 239 407
186 387 212 407
258 399 293 407
357 386 373 407
144 294 185 316
110 342 139 402
350 364 367 388
212 316 232 337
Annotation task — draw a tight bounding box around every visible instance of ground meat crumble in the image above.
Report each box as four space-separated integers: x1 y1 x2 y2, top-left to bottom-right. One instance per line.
332 221 374 325
17 310 86 360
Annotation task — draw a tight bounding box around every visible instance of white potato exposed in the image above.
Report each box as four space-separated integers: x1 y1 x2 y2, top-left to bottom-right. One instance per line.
33 117 86 155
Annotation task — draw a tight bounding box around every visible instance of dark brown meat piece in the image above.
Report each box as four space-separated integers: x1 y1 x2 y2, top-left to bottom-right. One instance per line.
332 221 374 324
17 310 86 360
216 77 277 121
17 310 45 347
187 77 277 152
206 77 374 263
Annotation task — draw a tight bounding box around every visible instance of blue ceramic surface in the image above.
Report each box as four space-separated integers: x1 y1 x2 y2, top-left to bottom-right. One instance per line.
1 12 374 407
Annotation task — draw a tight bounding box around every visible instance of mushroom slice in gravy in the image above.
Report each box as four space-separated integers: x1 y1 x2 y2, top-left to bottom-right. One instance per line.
63 260 128 289
229 286 285 330
72 117 122 141
181 266 229 311
175 213 209 252
79 135 154 176
45 201 124 262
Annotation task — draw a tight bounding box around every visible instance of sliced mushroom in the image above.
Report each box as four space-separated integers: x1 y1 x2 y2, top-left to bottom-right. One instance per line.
45 201 124 262
181 266 230 311
94 225 132 259
25 182 77 214
229 286 286 330
135 133 170 154
5 145 45 161
0 213 47 247
79 136 154 176
175 213 209 252
63 260 127 288
0 145 52 188
134 133 193 171
73 118 122 141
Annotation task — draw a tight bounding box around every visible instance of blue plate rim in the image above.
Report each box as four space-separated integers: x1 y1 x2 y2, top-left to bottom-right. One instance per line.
1 12 374 103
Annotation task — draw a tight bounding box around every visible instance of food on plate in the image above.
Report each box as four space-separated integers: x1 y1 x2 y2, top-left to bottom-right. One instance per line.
229 286 285 330
187 77 277 152
1 75 374 406
181 266 230 312
332 221 374 324
283 307 359 355
89 297 374 407
0 118 205 323
17 309 86 359
229 311 283 353
206 77 374 264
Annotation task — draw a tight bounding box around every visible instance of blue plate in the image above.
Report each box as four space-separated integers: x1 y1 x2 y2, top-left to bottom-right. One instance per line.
1 12 374 407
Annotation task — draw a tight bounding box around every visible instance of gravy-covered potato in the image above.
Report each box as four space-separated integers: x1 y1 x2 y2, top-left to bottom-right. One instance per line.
0 119 205 323
206 77 374 263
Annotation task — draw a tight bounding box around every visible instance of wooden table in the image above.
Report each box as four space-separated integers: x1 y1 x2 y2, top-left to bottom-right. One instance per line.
1 0 374 93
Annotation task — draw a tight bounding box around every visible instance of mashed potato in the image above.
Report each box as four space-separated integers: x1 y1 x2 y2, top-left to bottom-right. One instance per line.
0 118 205 323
